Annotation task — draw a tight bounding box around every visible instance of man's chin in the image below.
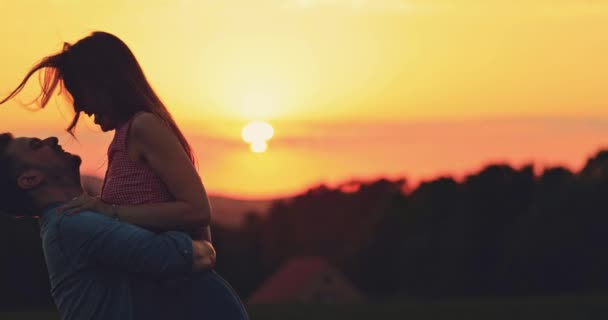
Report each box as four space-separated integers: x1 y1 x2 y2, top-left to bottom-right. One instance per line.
68 155 83 182
71 154 82 166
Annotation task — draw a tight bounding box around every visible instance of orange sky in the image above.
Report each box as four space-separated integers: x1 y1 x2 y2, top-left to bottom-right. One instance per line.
1 0 608 198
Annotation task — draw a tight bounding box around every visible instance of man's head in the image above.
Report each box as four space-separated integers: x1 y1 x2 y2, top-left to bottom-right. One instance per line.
0 133 81 217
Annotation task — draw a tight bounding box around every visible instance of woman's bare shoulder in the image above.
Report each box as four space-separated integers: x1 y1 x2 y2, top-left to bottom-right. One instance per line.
130 112 170 139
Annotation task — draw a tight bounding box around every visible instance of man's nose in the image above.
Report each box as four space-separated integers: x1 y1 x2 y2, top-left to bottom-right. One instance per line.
43 137 59 146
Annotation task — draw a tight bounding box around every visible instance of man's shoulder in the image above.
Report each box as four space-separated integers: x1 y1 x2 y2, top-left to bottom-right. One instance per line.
56 210 117 237
40 210 115 257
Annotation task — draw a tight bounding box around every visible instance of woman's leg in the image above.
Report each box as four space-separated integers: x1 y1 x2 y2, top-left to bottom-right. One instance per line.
189 270 250 320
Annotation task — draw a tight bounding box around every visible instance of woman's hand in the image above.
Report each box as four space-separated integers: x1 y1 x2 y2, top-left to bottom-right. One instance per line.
58 192 112 216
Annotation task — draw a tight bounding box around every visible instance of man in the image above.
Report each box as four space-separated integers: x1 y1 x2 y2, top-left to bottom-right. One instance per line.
0 133 218 320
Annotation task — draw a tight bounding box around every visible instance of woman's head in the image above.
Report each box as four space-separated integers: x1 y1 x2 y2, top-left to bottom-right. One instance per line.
1 31 195 163
60 32 136 131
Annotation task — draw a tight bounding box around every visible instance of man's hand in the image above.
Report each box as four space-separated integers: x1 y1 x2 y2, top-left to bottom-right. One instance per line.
192 240 216 271
58 192 111 216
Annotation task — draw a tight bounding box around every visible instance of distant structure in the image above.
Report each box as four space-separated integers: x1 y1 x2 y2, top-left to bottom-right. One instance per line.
248 257 365 304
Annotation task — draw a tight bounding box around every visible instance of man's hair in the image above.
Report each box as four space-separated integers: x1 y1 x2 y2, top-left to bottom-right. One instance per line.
0 133 35 217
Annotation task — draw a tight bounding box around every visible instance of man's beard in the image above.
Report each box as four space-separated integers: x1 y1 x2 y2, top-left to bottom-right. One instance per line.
69 154 82 171
41 155 83 187
65 154 82 184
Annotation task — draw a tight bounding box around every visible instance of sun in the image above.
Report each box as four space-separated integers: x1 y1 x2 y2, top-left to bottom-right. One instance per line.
242 121 274 153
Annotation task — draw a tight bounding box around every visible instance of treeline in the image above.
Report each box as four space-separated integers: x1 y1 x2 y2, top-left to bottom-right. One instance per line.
214 149 608 299
2 149 608 309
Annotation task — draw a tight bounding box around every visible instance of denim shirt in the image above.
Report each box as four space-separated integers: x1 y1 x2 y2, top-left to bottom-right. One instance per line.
38 204 193 320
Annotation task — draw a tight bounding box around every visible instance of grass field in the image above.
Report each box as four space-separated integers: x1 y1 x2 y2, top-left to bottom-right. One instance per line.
2 296 608 319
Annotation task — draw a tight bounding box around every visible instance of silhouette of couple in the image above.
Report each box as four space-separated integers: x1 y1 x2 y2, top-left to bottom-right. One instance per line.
0 32 249 320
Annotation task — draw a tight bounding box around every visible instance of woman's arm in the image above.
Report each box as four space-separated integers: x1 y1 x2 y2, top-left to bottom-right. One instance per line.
61 113 211 232
114 113 212 230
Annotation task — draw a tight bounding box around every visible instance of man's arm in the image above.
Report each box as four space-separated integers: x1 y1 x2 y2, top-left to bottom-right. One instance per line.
58 210 206 275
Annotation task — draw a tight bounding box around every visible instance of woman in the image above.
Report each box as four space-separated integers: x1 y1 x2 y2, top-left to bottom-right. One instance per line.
1 31 248 319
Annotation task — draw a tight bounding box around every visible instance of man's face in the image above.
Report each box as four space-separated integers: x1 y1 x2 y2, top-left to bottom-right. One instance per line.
6 137 81 185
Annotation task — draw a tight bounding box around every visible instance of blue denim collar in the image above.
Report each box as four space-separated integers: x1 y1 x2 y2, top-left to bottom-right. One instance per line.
39 202 65 225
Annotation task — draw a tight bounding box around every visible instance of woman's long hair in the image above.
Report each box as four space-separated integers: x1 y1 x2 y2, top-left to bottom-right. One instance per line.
0 31 195 164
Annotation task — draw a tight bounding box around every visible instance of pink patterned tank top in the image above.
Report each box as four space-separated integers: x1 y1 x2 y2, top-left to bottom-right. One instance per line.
101 113 174 205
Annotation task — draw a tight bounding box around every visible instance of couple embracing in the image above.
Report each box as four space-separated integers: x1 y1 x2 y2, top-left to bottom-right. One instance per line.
0 32 249 320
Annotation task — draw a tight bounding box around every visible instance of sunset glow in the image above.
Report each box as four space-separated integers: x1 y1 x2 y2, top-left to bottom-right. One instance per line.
1 0 608 198
242 121 274 153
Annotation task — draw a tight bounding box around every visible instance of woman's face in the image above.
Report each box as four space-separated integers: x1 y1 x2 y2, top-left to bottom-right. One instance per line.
63 77 116 131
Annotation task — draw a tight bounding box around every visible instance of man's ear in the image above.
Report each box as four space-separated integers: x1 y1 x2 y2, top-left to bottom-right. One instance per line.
17 169 45 190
